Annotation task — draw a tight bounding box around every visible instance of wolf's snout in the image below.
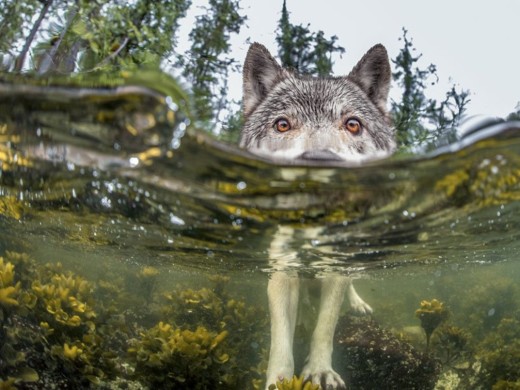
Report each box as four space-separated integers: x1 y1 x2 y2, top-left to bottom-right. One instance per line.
299 149 342 161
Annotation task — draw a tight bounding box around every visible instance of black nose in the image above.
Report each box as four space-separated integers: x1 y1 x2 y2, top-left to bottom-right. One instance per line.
299 149 342 161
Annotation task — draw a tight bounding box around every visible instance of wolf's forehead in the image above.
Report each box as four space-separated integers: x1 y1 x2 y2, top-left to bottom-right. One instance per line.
271 77 363 115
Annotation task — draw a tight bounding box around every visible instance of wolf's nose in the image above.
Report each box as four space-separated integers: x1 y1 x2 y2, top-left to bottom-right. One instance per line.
299 149 342 161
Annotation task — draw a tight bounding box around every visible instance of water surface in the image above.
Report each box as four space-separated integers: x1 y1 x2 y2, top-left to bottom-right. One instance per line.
0 77 519 389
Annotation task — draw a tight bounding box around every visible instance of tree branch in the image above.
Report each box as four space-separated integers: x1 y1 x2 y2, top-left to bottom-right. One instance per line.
94 36 130 69
38 5 78 75
14 0 54 72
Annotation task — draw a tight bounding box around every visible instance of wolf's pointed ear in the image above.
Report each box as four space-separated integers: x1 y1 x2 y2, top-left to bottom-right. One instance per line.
243 43 284 117
348 44 391 112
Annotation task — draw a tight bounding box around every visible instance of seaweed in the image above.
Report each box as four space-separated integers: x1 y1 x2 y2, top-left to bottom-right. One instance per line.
451 277 519 339
477 316 520 388
492 380 520 390
415 299 449 351
433 325 472 367
2 248 520 389
268 375 321 390
0 251 269 388
156 275 269 388
128 322 230 389
0 257 20 310
0 252 122 388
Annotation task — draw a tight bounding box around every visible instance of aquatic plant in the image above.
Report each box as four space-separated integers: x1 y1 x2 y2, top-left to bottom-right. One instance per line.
415 298 449 350
1 252 38 285
20 253 268 388
492 380 520 389
433 325 472 367
0 252 122 388
434 153 520 207
163 286 225 327
0 377 17 390
0 250 270 388
336 314 440 389
0 257 20 309
450 276 519 339
477 317 520 387
137 265 160 301
128 321 231 389
158 276 269 388
31 272 97 328
267 375 321 390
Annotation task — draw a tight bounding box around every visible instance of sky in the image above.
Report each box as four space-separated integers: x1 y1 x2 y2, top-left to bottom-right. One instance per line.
179 0 520 119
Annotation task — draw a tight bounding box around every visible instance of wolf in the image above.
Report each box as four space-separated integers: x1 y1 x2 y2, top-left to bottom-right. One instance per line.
239 43 395 389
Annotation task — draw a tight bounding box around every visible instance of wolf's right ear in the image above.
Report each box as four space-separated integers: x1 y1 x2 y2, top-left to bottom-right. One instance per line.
243 43 284 117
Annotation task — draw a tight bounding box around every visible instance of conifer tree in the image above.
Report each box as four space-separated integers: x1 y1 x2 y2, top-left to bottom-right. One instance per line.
222 0 345 142
506 103 520 121
275 0 344 76
391 28 470 149
179 0 246 129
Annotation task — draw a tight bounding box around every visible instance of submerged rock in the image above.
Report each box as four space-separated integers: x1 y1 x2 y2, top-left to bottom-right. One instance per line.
335 314 441 389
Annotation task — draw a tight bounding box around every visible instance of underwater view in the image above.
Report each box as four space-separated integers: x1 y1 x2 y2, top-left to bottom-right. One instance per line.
0 75 519 390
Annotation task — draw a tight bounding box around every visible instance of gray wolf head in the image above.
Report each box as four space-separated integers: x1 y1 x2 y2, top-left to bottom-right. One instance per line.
239 43 395 163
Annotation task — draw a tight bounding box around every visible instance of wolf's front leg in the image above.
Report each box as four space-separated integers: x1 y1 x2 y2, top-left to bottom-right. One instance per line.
265 271 300 389
301 275 347 389
347 280 373 315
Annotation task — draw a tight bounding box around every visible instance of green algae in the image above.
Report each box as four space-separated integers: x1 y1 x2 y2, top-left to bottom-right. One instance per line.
1 250 520 388
478 316 520 388
433 325 472 366
0 251 268 388
415 298 450 351
0 257 20 308
492 380 520 390
128 322 231 389
268 375 321 390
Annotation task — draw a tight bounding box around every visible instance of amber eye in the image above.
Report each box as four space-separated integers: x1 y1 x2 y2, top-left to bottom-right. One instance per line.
344 118 362 134
274 118 291 132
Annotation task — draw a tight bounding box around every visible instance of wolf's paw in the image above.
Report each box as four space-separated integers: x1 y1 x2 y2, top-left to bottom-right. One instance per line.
349 295 373 315
265 365 294 390
347 285 373 315
301 363 346 389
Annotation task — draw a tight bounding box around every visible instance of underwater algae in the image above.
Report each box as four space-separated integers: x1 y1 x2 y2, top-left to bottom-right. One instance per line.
434 148 520 208
477 317 520 389
0 252 118 388
0 251 269 389
415 299 450 351
332 290 520 390
267 375 320 390
128 322 231 388
1 251 520 389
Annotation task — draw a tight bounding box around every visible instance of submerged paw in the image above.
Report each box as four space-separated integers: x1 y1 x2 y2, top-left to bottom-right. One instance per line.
350 299 373 315
268 375 321 390
301 366 346 389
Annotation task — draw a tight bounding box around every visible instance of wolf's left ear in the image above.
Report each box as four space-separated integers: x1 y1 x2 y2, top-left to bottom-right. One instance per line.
348 44 391 112
243 43 285 117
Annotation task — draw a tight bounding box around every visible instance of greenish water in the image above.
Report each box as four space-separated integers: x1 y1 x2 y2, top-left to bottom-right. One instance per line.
0 77 519 389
